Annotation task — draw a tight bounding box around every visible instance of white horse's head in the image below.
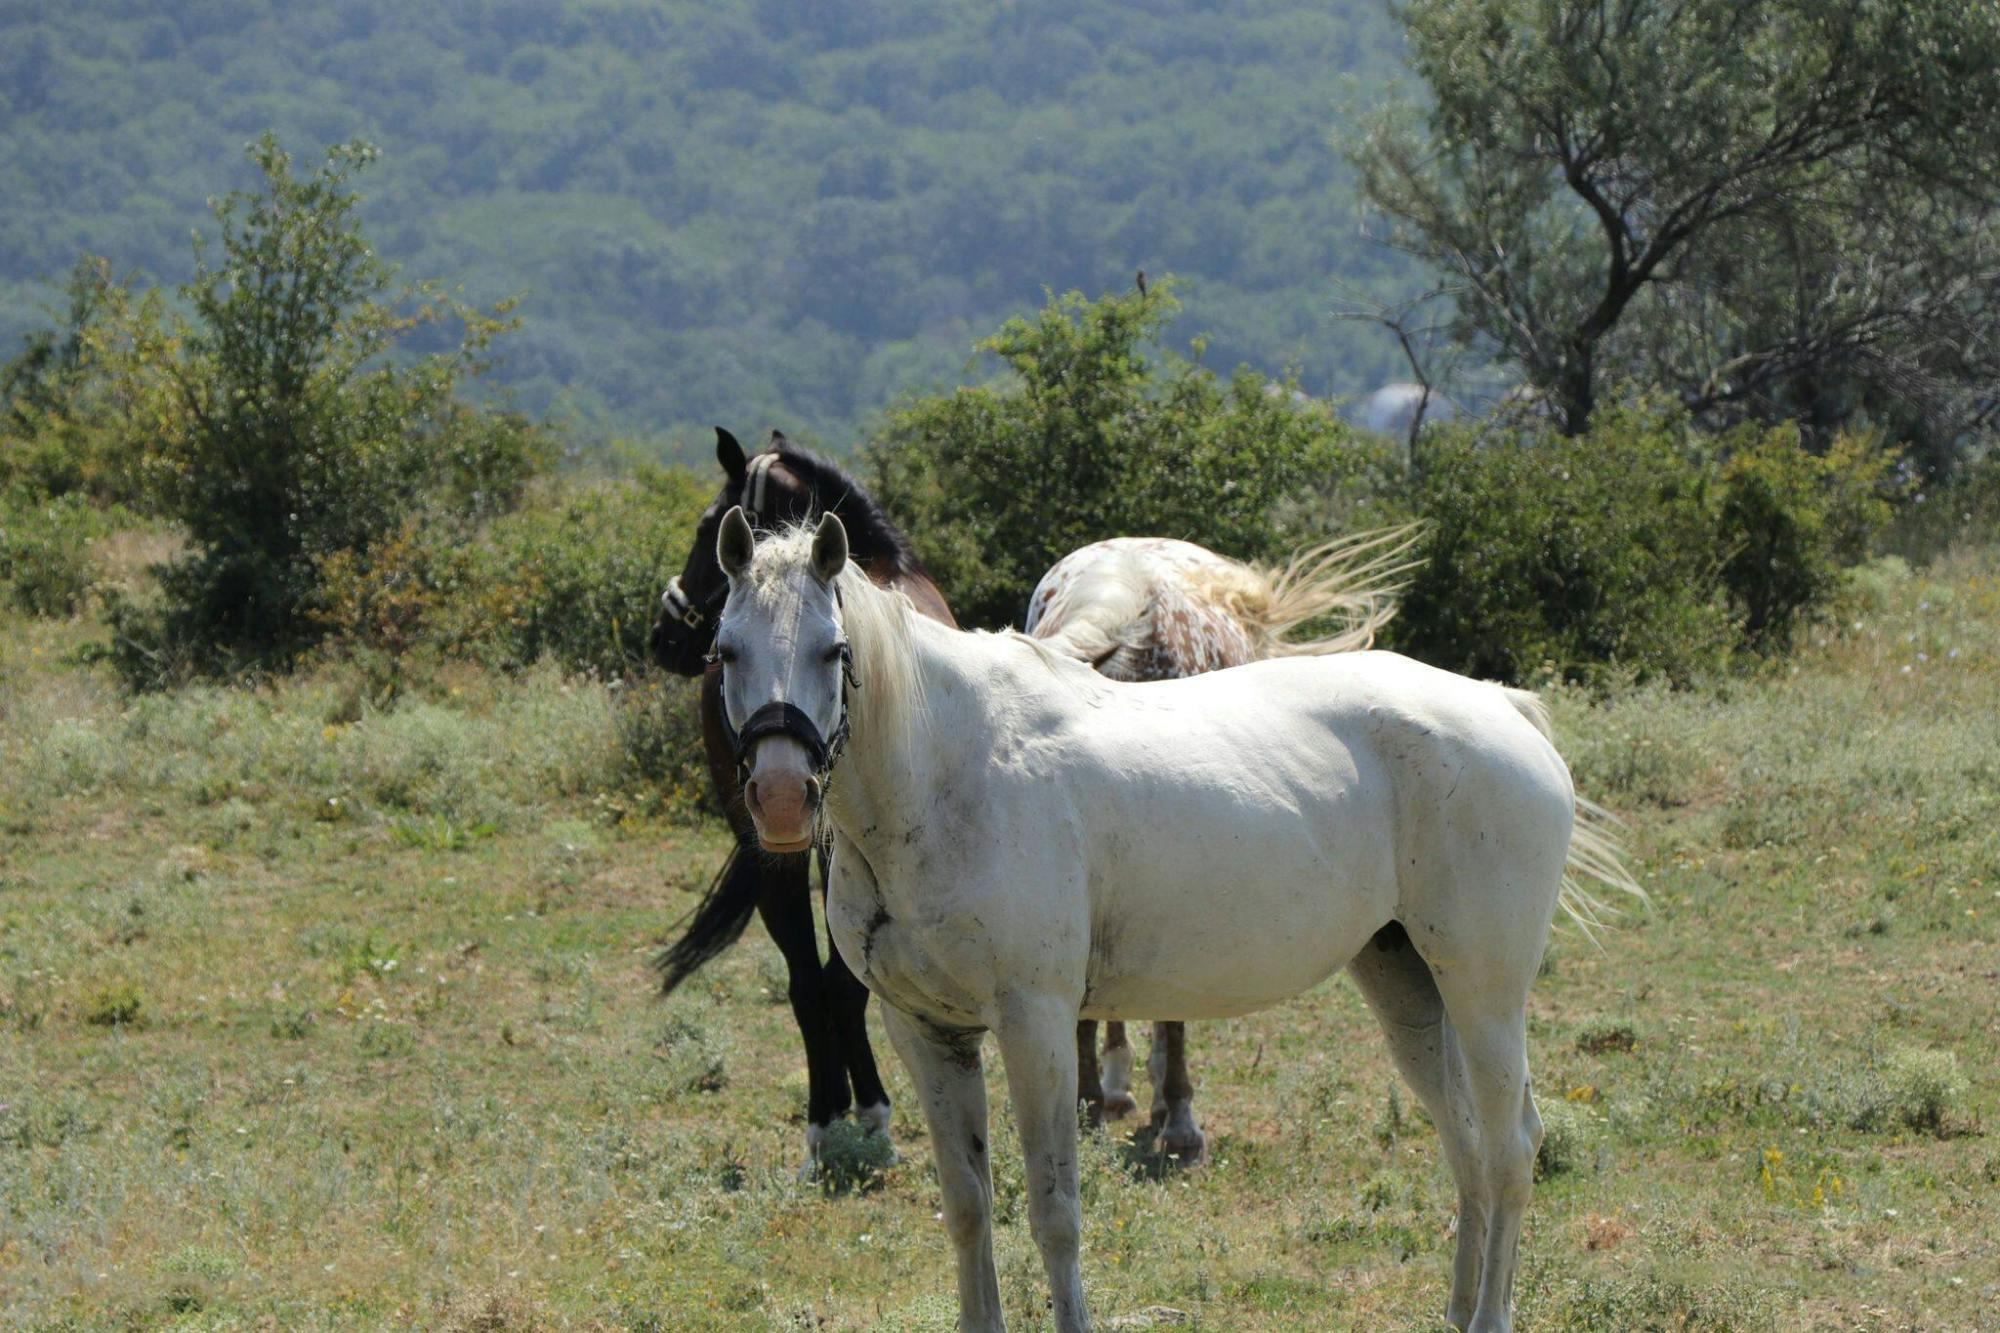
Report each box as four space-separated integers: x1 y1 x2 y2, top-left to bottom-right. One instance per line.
714 506 852 853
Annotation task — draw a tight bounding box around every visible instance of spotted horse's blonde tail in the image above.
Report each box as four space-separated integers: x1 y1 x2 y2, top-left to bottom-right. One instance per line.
1182 525 1425 660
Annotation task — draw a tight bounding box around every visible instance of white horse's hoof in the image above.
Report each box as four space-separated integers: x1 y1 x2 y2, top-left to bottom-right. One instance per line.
1102 1091 1140 1119
796 1121 828 1180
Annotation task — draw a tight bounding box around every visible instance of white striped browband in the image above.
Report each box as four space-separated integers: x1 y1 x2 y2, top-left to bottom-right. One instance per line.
744 450 780 522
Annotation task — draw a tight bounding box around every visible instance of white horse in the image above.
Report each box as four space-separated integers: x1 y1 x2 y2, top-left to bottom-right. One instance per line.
712 509 1639 1333
1024 530 1420 1158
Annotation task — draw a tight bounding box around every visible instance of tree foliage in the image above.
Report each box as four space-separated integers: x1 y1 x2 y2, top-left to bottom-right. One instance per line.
867 282 1380 629
1388 404 1903 684
1351 0 2000 448
0 0 1414 452
106 135 542 679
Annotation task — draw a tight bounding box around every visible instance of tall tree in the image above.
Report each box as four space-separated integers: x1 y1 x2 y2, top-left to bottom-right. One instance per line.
1349 0 2000 445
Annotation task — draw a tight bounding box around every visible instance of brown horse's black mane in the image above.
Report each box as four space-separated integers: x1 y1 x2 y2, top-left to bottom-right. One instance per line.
769 442 924 581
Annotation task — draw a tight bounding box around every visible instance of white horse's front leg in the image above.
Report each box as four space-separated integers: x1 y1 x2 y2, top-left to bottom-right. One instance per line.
995 993 1091 1333
882 1005 1004 1331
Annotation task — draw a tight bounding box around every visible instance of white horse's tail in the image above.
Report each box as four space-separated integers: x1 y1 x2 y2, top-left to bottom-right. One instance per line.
1192 525 1424 659
1503 688 1649 939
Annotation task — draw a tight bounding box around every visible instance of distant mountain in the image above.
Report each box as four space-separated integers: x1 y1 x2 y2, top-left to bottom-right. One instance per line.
0 1 1415 459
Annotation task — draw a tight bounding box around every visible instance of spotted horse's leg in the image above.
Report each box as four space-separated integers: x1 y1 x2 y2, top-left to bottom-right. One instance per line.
1099 1021 1139 1119
1147 1021 1206 1161
1076 1019 1108 1125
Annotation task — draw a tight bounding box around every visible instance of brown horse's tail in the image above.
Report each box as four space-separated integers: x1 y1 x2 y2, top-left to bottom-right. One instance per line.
654 842 761 995
1504 688 1649 939
1185 526 1424 660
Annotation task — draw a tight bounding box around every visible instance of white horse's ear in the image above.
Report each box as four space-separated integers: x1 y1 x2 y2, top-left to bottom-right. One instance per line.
718 505 756 578
812 512 848 583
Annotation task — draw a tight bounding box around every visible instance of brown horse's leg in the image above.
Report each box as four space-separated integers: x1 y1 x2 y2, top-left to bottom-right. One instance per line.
1100 1021 1138 1118
1075 1020 1105 1125
1149 1022 1206 1161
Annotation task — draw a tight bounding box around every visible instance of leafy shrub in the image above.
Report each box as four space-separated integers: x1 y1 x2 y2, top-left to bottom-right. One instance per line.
1390 406 1901 684
868 281 1382 629
0 257 165 510
614 674 712 817
1882 1046 1967 1136
102 135 543 682
83 980 144 1028
0 491 101 615
814 1117 896 1194
1716 424 1903 653
1534 1100 1586 1180
654 1011 730 1098
1888 442 2000 562
1390 405 1734 685
316 468 706 678
456 470 707 675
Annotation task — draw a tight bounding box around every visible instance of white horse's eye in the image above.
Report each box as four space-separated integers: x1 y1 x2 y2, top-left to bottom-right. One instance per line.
822 642 847 664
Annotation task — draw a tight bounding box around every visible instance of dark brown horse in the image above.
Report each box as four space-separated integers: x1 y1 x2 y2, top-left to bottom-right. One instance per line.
650 428 954 1169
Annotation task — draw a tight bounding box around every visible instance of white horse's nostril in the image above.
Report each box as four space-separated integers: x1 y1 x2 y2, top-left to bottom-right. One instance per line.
745 780 763 817
805 776 823 808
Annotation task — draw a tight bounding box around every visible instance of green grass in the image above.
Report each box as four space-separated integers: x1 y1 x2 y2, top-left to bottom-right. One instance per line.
3 551 1996 1330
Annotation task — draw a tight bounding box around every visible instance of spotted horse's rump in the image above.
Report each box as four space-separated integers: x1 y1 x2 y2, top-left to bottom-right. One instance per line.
1024 529 1418 1160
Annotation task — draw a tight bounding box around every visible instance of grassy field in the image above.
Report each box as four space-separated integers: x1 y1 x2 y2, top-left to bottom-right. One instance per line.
3 546 1996 1331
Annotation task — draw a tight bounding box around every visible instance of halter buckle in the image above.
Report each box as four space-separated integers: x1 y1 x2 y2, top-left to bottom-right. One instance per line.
662 577 706 631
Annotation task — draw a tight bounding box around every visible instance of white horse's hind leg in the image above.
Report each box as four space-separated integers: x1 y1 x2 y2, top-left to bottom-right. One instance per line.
996 994 1091 1332
1446 1008 1537 1332
1345 926 1489 1329
882 1007 1005 1332
1418 958 1540 1333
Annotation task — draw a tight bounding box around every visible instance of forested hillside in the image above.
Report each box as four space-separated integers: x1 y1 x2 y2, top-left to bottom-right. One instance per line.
0 0 1409 454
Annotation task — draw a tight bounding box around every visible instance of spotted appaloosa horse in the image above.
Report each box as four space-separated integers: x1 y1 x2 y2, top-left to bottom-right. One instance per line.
648 428 954 1170
1023 532 1418 1160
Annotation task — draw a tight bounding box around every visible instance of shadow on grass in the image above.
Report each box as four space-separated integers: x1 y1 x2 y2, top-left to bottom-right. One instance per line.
1112 1123 1202 1182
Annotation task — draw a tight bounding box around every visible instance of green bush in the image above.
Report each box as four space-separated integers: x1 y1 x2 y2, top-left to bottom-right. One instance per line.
867 281 1384 629
1534 1100 1587 1180
457 469 708 675
1388 406 1902 685
83 980 144 1028
1883 1046 1968 1137
314 467 708 679
1888 443 2000 562
1716 424 1903 653
1389 405 1734 685
104 135 543 683
0 491 101 616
